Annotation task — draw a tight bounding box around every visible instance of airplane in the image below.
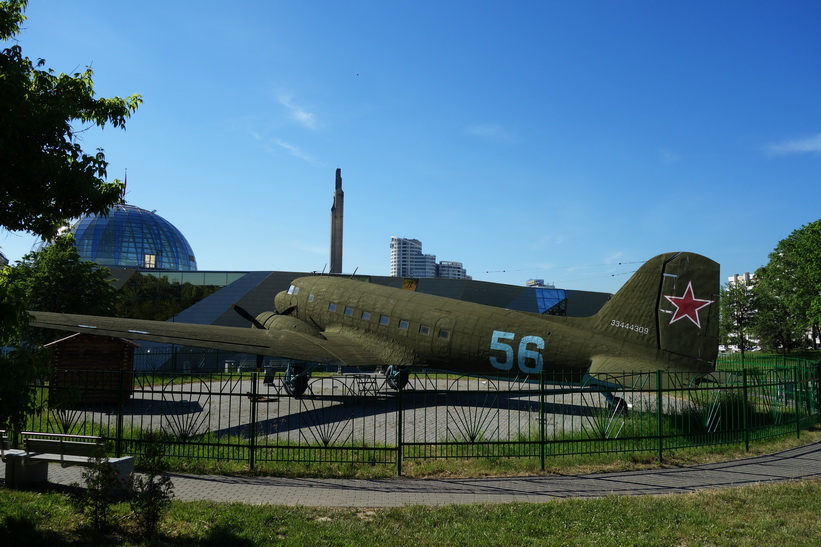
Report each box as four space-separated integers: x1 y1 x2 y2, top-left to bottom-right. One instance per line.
29 251 719 406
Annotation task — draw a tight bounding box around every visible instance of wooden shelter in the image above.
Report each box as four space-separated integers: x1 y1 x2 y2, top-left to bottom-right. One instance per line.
46 333 137 406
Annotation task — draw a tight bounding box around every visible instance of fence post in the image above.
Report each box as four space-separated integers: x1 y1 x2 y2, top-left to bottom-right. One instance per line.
656 370 663 463
742 367 749 452
249 371 257 470
397 380 403 476
116 368 125 457
539 370 545 471
794 365 802 439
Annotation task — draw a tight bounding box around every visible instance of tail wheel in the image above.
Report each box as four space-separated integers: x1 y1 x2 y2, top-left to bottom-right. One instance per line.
284 364 309 396
386 365 409 390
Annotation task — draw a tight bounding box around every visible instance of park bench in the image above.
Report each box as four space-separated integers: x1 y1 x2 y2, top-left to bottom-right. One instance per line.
2 431 134 488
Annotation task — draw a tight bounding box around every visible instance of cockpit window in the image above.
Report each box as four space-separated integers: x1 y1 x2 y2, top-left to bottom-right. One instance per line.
287 285 300 295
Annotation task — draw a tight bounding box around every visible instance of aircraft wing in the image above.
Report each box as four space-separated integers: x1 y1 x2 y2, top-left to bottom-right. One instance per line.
28 311 405 367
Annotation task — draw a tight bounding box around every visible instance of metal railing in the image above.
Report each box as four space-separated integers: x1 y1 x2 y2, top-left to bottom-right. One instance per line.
14 354 821 475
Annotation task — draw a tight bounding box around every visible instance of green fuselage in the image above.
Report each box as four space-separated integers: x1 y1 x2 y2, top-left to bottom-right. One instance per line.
274 276 699 378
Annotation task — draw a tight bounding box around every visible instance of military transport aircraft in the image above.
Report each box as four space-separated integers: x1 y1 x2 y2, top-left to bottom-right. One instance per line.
29 251 719 402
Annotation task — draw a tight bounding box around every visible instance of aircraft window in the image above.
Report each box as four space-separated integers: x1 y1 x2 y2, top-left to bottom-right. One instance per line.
328 303 337 312
287 285 300 295
308 294 315 303
419 325 430 335
399 320 409 330
361 311 371 321
379 315 390 326
344 307 354 316
438 329 450 339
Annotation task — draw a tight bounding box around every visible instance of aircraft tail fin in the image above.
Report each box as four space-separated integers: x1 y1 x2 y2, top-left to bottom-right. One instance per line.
591 252 719 372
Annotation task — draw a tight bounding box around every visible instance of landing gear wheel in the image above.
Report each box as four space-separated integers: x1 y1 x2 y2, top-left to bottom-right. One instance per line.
284 364 309 396
385 365 409 390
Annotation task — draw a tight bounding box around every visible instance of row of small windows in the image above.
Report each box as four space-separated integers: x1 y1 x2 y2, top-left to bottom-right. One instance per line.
286 284 451 339
327 299 449 339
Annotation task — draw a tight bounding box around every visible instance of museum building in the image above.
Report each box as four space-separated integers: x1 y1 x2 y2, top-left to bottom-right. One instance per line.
65 203 197 271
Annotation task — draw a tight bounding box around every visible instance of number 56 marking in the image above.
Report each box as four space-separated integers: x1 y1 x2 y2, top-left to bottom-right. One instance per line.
489 330 545 374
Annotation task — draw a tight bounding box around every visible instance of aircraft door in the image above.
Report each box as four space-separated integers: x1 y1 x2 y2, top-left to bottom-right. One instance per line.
420 309 454 364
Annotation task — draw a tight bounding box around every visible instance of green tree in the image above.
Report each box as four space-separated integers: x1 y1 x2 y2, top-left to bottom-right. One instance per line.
0 267 48 430
11 234 118 318
0 235 118 428
751 272 805 353
754 219 821 350
1 0 140 431
1 0 141 238
719 279 756 358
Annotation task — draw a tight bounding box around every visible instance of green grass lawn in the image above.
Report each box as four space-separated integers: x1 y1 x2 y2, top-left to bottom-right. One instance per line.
2 478 820 545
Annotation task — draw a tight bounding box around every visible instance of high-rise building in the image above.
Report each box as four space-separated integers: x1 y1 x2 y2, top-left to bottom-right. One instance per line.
728 272 754 285
390 237 434 277
389 237 469 279
437 261 468 280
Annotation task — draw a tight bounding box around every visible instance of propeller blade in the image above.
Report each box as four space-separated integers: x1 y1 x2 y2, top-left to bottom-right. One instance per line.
279 305 297 316
232 304 265 329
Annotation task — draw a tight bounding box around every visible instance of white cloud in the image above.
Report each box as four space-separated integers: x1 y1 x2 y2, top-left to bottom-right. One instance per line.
466 123 515 143
277 94 318 130
274 138 316 163
765 134 821 156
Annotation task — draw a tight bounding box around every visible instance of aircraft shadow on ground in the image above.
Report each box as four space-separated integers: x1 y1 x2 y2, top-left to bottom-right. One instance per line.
52 398 205 416
210 389 607 439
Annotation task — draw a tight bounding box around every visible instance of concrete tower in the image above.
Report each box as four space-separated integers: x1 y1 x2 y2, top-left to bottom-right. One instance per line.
330 168 344 274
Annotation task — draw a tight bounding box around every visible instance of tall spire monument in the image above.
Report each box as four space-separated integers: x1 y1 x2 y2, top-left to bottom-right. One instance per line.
330 168 344 274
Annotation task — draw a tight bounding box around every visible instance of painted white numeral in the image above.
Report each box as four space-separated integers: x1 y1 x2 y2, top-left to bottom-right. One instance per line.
518 335 544 373
489 330 545 374
489 330 515 371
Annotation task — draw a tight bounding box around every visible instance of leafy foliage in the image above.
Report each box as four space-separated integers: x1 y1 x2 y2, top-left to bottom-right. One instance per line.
116 273 220 320
754 219 821 351
752 272 806 353
0 0 141 239
128 433 175 538
719 279 757 355
0 0 139 434
70 445 123 532
0 267 49 430
10 234 118 316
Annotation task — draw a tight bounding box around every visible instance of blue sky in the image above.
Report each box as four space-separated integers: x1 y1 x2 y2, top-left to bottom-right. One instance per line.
2 1 820 293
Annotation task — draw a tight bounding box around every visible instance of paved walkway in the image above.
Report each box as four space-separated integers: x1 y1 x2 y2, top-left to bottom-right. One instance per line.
4 441 821 507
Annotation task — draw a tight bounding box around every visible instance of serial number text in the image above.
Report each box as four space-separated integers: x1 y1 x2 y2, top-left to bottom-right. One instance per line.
610 320 650 335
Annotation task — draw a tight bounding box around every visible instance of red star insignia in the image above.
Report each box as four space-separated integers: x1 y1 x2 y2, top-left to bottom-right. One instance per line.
664 281 714 328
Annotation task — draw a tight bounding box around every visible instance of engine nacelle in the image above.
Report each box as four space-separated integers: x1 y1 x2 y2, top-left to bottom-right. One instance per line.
257 312 324 338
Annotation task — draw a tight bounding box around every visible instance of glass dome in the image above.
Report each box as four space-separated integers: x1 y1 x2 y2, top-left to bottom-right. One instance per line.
69 204 197 271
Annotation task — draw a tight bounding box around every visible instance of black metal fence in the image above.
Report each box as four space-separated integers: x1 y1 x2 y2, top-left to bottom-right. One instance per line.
16 353 821 474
